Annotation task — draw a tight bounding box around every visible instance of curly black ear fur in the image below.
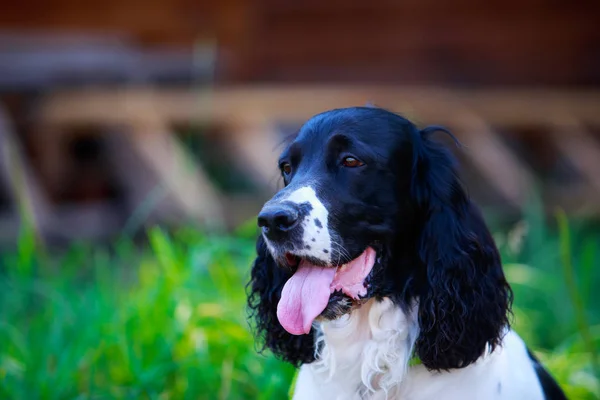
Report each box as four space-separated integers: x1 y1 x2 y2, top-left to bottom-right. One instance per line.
246 235 317 366
411 127 513 370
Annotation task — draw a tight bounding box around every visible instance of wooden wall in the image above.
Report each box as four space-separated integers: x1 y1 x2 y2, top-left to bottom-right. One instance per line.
251 0 600 86
1 0 599 85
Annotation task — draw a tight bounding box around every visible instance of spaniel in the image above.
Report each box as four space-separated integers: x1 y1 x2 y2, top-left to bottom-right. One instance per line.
247 107 566 400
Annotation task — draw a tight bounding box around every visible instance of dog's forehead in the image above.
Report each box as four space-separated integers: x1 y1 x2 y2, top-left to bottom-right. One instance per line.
291 115 397 154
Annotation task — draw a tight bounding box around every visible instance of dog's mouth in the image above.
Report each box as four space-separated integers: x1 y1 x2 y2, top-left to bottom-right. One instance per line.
276 247 376 335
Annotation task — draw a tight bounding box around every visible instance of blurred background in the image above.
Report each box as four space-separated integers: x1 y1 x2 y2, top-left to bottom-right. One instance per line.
0 0 599 399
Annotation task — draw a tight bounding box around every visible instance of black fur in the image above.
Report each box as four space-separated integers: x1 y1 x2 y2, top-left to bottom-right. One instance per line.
246 235 316 366
247 107 511 370
527 349 568 400
410 130 512 370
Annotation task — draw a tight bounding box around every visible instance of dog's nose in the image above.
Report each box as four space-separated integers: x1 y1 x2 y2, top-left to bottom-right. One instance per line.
257 205 299 238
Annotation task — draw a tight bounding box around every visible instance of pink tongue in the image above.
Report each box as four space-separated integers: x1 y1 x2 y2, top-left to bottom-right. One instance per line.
276 247 376 335
277 261 336 335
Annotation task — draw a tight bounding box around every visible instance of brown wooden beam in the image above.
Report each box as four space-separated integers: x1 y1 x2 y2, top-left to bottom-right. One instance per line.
38 86 600 128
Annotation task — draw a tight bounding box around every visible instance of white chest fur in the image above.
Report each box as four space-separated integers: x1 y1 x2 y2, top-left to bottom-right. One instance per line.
295 298 419 400
292 298 546 400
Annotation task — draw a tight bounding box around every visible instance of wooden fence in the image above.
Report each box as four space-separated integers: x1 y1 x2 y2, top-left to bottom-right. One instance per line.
1 85 599 243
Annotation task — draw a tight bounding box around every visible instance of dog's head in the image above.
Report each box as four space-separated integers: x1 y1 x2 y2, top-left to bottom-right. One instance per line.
247 107 512 369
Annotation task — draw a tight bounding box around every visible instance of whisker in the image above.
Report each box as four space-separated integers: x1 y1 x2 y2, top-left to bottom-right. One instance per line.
329 241 351 265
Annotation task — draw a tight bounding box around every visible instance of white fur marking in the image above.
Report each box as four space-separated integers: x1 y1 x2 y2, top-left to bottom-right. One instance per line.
284 186 332 264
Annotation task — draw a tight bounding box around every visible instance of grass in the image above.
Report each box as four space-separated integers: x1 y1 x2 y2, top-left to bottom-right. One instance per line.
0 209 599 399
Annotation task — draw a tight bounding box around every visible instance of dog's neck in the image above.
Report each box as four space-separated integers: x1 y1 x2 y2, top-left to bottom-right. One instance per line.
311 298 420 399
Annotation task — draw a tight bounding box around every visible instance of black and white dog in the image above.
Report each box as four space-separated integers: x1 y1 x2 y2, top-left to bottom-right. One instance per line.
247 107 566 399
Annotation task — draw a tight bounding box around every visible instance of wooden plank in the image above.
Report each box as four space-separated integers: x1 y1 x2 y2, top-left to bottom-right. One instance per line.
452 113 535 207
126 114 225 229
0 103 48 242
222 116 284 191
38 86 600 128
550 121 600 194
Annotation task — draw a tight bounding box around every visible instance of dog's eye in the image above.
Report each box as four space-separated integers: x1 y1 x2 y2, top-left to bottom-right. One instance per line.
342 156 364 168
281 162 292 175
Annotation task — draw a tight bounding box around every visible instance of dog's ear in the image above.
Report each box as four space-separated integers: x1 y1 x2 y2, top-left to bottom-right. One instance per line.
246 234 317 366
410 127 512 370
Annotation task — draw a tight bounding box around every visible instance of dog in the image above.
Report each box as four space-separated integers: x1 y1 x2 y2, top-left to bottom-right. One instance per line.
247 107 567 399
